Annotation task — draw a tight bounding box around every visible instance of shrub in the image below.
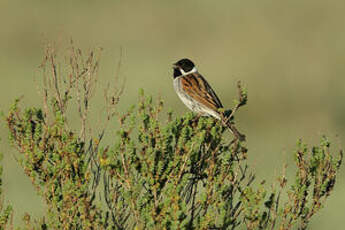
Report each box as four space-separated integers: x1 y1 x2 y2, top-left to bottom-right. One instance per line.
0 146 13 230
4 42 343 230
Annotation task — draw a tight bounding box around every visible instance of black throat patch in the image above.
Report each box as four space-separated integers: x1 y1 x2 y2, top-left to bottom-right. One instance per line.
173 68 182 78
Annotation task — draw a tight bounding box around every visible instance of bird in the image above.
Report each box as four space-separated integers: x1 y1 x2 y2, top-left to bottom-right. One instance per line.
172 58 245 141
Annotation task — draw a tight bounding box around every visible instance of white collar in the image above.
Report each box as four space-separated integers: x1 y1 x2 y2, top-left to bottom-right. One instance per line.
180 67 197 76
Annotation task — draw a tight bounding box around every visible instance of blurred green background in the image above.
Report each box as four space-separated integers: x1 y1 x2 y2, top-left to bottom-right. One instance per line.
1 0 345 228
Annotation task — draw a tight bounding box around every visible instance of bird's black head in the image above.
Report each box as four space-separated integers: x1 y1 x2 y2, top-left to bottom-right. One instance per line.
175 58 195 72
173 58 196 78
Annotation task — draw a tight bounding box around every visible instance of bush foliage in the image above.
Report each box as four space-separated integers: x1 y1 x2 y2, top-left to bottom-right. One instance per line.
3 43 343 230
0 148 13 229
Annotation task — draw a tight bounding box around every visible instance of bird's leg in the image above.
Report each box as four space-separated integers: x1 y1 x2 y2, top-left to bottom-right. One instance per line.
195 113 202 120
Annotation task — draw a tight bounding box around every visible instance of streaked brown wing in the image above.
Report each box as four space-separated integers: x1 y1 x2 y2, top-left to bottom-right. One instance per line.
180 73 223 111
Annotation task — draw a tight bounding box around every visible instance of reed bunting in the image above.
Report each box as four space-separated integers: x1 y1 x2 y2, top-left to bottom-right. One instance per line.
173 58 245 141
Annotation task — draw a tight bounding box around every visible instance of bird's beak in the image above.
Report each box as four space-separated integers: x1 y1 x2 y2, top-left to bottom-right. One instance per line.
172 63 178 69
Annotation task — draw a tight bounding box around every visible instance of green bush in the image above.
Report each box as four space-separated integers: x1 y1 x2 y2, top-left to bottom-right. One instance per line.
0 147 13 230
3 42 343 230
